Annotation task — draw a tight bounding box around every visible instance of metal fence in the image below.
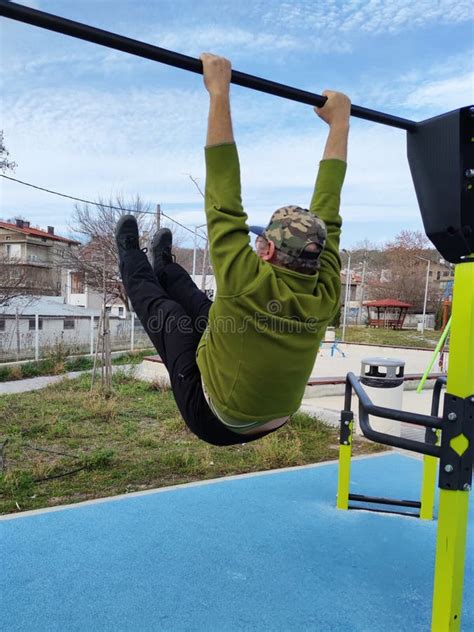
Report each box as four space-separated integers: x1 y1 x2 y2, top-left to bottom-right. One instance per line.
0 313 151 363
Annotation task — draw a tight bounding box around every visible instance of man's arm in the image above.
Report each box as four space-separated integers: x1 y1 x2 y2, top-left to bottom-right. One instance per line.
202 54 234 146
310 91 350 318
317 90 350 161
201 53 261 295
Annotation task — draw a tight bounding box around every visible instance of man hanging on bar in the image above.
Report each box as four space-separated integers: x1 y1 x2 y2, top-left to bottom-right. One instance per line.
115 53 350 445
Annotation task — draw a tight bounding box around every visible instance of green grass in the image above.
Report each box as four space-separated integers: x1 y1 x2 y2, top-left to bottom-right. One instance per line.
335 326 442 349
0 374 383 514
0 349 154 383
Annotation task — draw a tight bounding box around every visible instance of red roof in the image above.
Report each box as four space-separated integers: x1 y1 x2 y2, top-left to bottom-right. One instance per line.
0 221 80 245
364 299 412 308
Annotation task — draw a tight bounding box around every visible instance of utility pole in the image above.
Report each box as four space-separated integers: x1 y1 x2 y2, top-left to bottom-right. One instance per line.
415 255 431 335
192 226 198 282
201 239 208 291
193 223 207 284
156 203 161 231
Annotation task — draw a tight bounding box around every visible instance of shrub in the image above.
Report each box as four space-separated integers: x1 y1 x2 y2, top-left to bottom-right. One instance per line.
65 356 93 372
8 366 23 381
83 448 115 469
19 362 43 379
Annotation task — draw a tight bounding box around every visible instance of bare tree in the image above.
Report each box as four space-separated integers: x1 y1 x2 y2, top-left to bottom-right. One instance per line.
0 128 32 305
63 195 154 307
0 131 17 173
0 255 32 307
368 230 441 311
63 195 190 307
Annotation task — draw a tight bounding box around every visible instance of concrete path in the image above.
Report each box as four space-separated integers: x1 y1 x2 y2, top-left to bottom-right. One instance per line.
314 342 440 378
0 365 135 395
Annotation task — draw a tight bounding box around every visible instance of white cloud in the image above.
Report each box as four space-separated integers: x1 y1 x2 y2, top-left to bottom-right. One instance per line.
404 73 474 110
347 50 474 115
2 21 351 81
1 45 469 247
262 0 473 35
1 83 418 245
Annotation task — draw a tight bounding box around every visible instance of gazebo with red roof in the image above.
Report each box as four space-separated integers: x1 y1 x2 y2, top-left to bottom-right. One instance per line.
363 299 412 330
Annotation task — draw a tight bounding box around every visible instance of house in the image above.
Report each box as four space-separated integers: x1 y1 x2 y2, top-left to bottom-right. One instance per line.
428 257 454 293
0 219 80 296
66 270 104 311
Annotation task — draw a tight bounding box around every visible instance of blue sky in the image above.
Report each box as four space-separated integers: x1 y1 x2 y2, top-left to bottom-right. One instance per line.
1 0 473 248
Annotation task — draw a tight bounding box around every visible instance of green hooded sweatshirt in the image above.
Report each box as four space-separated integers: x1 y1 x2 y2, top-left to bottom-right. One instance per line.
197 142 346 431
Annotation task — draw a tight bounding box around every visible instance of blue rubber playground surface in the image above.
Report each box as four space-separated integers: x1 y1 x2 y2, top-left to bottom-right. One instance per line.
1 452 473 631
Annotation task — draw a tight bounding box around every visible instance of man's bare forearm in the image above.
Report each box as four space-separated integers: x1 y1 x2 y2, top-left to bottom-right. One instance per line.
322 123 349 162
206 93 234 147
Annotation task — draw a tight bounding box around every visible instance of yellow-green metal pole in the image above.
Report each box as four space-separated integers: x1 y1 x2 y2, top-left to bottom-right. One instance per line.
417 317 451 393
337 416 353 510
420 453 438 521
431 258 474 631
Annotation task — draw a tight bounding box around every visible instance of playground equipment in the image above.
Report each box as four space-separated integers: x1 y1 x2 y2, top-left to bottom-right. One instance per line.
338 263 473 629
0 2 472 630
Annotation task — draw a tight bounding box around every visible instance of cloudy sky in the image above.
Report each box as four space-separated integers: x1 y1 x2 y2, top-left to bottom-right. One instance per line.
1 0 473 248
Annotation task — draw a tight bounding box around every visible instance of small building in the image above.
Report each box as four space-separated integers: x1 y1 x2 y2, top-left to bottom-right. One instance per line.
0 219 80 296
364 299 412 330
0 296 148 362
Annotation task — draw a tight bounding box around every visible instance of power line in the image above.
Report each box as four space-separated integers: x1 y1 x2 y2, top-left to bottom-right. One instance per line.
0 174 207 240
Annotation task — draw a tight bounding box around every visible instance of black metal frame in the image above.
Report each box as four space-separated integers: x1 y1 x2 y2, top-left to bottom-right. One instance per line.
340 373 445 516
340 373 473 512
343 372 443 457
424 376 447 446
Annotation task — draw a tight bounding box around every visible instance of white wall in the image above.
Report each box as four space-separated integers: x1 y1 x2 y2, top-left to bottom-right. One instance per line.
0 315 150 361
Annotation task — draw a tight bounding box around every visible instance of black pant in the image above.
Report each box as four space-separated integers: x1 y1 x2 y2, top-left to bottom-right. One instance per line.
120 250 274 446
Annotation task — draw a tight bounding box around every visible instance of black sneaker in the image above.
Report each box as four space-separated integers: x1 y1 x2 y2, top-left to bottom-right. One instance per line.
115 214 140 261
151 228 175 272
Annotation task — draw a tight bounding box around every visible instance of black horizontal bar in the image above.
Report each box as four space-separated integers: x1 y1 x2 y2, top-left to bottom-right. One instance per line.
348 506 420 518
0 1 418 132
349 493 421 509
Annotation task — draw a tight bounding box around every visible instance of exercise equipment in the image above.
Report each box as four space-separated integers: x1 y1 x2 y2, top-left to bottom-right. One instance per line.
1 2 472 629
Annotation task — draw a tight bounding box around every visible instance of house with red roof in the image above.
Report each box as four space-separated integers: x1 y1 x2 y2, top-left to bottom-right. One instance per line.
0 218 80 297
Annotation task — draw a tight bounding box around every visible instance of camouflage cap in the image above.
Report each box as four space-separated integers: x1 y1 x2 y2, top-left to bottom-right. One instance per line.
250 205 327 272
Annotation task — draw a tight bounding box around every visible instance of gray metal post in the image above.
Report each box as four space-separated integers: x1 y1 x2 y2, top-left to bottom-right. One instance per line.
421 260 431 335
358 258 367 325
131 312 135 351
342 251 351 342
90 315 94 356
35 313 40 361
